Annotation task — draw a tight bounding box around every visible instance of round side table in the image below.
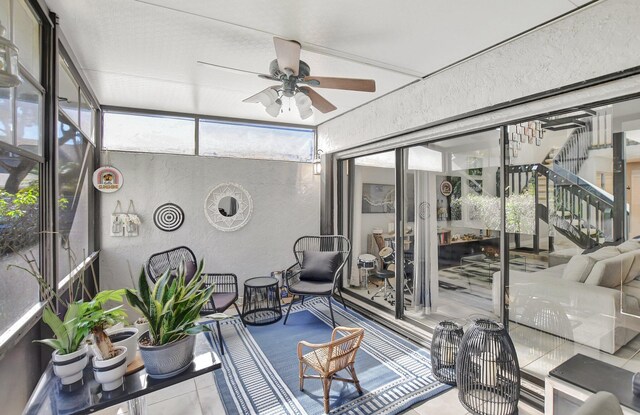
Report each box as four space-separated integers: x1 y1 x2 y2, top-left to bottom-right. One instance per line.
241 276 282 326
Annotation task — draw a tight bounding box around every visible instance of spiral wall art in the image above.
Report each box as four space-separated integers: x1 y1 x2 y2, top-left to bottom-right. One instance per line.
153 203 184 232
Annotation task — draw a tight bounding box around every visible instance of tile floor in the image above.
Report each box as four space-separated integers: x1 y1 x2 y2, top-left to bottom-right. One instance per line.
94 374 541 415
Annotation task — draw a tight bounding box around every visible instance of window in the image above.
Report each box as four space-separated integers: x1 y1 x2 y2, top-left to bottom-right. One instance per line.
15 74 42 154
0 87 12 146
199 120 314 162
13 0 40 80
57 115 90 279
58 61 79 126
79 90 94 142
103 112 195 154
0 149 40 334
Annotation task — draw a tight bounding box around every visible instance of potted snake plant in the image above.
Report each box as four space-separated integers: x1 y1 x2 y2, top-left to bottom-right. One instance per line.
125 260 214 379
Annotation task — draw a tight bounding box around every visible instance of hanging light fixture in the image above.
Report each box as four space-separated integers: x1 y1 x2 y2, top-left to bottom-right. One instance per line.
0 20 20 88
295 91 313 120
313 149 323 175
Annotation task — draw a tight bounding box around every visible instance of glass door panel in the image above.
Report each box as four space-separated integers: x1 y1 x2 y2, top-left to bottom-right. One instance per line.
402 131 502 325
341 151 396 314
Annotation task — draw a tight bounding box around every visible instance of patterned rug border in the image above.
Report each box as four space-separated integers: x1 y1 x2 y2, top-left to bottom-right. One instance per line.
207 297 450 415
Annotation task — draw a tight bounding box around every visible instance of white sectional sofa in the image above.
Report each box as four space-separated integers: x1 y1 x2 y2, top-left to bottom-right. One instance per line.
492 238 640 353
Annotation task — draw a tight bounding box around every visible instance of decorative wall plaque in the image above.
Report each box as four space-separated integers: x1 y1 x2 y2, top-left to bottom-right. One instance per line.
153 203 184 232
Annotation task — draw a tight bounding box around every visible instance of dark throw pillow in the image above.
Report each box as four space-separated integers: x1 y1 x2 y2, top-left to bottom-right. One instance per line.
300 251 341 282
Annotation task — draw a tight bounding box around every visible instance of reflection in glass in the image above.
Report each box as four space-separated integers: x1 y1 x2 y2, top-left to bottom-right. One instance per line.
0 149 40 333
341 151 396 314
57 115 90 279
218 196 237 217
58 60 79 125
403 132 502 323
13 0 40 80
16 76 42 154
79 90 94 142
0 86 12 145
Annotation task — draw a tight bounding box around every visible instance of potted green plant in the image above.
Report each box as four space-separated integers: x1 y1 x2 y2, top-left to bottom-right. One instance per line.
12 251 130 386
36 290 129 387
125 260 214 379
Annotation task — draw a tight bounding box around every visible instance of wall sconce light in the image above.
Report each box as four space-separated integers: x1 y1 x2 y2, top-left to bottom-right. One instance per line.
313 149 323 175
0 20 20 88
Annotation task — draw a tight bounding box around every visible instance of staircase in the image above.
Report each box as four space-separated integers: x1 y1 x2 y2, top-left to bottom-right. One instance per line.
507 119 616 250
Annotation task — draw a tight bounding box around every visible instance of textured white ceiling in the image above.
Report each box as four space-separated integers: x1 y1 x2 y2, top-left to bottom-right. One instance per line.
46 0 580 126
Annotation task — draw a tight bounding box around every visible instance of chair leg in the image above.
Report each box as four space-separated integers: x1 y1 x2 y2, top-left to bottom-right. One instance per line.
301 296 305 306
337 287 347 310
283 295 296 325
299 361 305 391
348 364 363 395
216 321 224 355
233 303 246 327
322 377 331 414
327 296 335 328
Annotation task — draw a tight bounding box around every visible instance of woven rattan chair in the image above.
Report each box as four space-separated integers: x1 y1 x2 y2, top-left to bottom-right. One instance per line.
283 235 351 328
298 326 365 413
200 273 244 355
145 246 197 283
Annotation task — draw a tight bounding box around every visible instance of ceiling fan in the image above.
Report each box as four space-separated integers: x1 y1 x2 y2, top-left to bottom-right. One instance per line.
198 37 376 120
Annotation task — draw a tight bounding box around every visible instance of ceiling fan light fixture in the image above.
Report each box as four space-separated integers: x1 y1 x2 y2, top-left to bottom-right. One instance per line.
0 20 21 88
265 98 282 117
298 106 313 120
257 88 278 106
294 91 312 109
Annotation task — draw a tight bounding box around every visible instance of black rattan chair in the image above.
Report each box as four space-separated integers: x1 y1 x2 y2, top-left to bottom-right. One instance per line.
283 235 351 328
201 273 244 355
145 246 197 283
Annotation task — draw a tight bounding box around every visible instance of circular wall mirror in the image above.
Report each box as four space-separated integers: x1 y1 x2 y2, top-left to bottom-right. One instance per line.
218 196 238 217
204 183 253 232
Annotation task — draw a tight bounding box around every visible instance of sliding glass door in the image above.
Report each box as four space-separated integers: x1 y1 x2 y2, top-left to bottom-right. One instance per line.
400 131 502 325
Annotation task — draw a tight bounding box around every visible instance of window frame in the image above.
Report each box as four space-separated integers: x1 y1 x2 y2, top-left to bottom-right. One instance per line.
101 106 317 163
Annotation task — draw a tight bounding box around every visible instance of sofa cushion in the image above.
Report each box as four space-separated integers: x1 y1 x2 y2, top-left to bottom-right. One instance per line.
587 246 621 261
617 239 640 254
562 255 597 282
625 250 640 284
584 254 634 288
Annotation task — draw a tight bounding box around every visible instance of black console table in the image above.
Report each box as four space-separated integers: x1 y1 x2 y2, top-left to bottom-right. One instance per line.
546 353 640 414
23 333 221 415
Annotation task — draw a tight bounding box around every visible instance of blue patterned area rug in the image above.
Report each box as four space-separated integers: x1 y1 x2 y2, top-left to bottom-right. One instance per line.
205 297 450 415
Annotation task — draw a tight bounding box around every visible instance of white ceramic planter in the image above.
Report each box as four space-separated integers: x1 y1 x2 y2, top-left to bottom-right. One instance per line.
52 344 89 385
92 346 127 391
134 321 149 339
108 327 139 366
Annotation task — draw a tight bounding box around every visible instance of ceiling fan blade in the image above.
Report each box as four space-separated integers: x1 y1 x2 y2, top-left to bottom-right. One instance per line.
303 76 376 92
273 37 301 76
243 86 280 103
299 87 337 113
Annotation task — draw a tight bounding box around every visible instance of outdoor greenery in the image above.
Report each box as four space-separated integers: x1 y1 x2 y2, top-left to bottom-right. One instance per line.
125 260 213 346
451 191 536 234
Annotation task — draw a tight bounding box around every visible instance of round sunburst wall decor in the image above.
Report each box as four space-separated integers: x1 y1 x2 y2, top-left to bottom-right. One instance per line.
204 183 253 232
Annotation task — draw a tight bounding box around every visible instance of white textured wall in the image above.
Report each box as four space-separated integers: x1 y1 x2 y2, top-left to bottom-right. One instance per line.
319 0 640 152
98 152 319 314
